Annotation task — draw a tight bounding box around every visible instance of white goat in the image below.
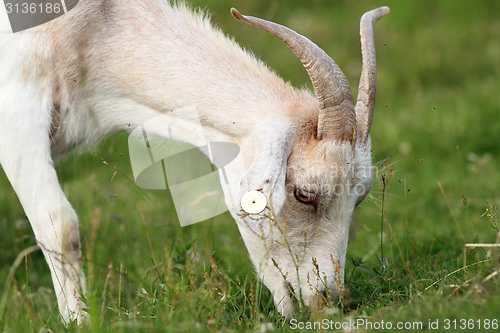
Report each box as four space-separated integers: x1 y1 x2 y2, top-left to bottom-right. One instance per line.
0 0 389 323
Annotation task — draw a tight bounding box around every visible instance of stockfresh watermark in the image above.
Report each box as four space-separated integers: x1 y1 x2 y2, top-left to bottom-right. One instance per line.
128 105 245 227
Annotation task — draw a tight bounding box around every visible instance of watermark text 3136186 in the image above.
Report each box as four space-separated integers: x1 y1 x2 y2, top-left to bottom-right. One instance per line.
4 0 79 33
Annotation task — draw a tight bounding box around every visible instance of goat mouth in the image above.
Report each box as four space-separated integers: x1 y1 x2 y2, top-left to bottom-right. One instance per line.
281 282 339 313
317 289 329 308
317 288 339 307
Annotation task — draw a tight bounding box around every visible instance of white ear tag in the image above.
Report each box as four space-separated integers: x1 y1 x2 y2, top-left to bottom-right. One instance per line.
241 191 267 214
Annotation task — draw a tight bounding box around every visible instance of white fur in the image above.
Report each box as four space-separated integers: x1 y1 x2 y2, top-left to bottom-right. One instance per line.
0 0 382 323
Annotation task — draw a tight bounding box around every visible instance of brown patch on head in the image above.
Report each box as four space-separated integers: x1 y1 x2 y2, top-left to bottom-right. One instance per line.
286 108 355 204
291 114 329 162
296 116 318 143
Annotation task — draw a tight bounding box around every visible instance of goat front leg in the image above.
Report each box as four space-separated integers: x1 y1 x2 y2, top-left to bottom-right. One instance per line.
0 96 87 324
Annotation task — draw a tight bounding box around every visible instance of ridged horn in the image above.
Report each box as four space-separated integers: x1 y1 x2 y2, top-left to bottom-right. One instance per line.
355 6 390 146
231 8 356 145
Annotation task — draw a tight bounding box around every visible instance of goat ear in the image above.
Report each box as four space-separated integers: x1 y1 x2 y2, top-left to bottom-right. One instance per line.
238 122 294 238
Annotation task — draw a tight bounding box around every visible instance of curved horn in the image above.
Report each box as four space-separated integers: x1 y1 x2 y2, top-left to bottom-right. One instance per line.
231 8 356 145
355 6 390 146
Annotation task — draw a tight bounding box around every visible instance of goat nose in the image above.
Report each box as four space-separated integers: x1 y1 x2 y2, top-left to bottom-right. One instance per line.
309 289 331 311
314 288 340 308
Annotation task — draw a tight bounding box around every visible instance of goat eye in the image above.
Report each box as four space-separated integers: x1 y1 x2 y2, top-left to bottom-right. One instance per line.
294 189 316 204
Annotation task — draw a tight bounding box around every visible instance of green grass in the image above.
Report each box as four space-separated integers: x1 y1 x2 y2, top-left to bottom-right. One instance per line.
1 0 500 331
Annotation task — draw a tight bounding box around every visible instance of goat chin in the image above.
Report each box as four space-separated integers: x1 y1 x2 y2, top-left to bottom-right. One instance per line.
0 0 388 323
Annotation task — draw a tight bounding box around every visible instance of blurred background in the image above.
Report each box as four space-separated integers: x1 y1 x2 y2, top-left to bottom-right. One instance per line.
1 0 499 329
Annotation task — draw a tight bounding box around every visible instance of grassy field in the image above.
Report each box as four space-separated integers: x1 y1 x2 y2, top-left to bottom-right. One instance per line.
1 0 500 331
